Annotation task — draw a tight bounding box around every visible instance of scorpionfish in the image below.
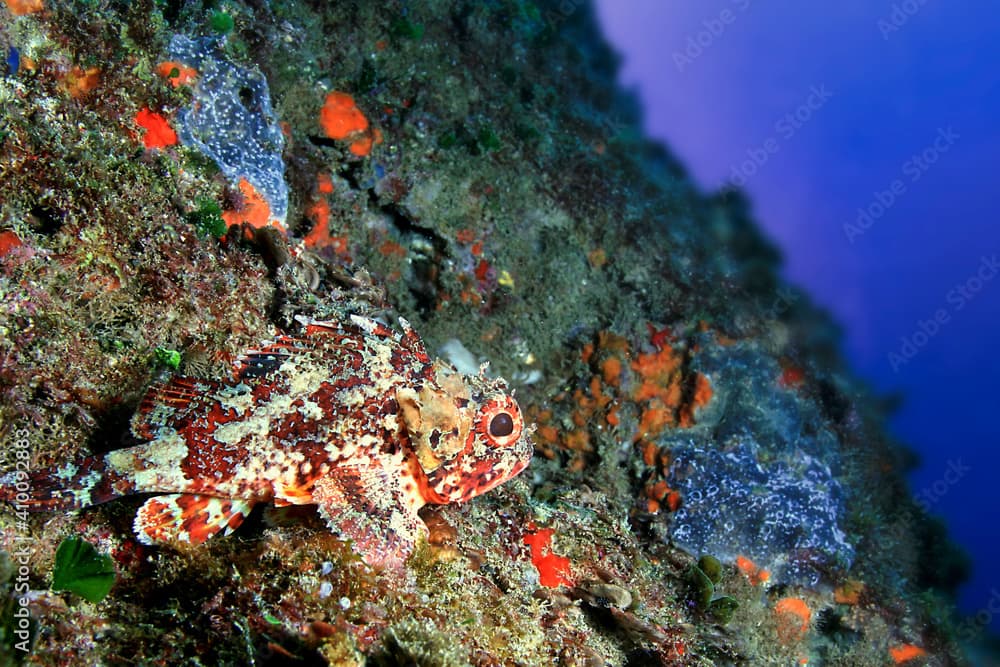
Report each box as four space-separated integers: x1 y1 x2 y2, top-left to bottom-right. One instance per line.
0 315 533 567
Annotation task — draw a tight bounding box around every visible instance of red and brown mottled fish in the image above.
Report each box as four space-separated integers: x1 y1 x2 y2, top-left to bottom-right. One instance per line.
0 315 533 568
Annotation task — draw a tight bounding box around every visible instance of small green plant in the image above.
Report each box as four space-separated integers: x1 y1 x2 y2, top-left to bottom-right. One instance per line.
390 16 424 40
437 123 502 155
437 131 458 149
187 197 227 238
51 537 115 604
356 60 382 93
476 124 501 152
210 11 235 35
688 555 739 624
155 347 182 370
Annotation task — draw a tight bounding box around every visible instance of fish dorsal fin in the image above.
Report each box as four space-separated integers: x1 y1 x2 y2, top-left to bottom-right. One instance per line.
132 376 222 440
396 317 431 364
232 327 373 382
299 314 431 364
233 317 378 382
233 335 315 381
349 315 431 364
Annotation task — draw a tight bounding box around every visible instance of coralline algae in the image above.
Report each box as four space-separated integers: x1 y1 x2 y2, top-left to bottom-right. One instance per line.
666 438 855 586
167 34 288 224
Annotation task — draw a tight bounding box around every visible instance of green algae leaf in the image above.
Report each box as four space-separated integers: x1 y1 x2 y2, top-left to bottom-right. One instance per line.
437 131 458 149
697 554 723 585
210 11 235 35
707 596 739 624
155 347 182 370
687 564 714 609
187 197 227 239
390 16 424 40
51 537 115 603
476 125 501 152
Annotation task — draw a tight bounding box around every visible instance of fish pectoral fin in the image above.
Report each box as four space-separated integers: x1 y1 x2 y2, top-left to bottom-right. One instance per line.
134 494 253 546
311 466 426 570
131 377 222 440
273 481 315 506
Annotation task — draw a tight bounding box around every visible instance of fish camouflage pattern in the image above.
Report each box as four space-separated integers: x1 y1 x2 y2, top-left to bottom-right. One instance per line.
0 315 533 568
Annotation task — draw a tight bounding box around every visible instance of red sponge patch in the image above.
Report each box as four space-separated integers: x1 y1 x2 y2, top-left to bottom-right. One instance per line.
523 528 573 587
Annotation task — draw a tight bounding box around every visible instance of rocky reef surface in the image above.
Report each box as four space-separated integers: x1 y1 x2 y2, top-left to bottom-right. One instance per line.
0 0 977 664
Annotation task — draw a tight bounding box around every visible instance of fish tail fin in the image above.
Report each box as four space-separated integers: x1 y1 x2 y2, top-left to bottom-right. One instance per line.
0 454 132 511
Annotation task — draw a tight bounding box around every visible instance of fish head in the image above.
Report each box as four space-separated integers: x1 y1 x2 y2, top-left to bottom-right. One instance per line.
397 362 533 504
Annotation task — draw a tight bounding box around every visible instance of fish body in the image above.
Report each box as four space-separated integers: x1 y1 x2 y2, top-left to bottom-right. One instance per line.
0 315 532 567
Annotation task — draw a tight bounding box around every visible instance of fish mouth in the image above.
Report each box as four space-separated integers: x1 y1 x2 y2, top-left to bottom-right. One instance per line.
510 455 532 479
472 456 532 498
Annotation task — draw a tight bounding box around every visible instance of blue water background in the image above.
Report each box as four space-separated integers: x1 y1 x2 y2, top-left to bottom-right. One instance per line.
595 0 1000 632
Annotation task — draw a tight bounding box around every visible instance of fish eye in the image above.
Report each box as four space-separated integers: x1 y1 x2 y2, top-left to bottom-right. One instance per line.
479 396 523 447
489 412 514 437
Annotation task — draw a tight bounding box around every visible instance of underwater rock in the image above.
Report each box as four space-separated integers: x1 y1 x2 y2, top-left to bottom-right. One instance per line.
0 1 975 664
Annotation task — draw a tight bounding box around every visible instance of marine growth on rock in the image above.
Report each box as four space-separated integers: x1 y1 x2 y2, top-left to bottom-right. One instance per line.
167 34 288 228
